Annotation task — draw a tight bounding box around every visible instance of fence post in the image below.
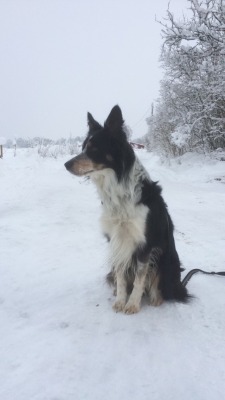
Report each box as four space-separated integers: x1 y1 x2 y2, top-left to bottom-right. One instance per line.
0 137 6 158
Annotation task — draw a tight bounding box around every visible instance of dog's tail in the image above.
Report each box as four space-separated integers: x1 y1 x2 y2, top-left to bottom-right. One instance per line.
161 278 190 303
173 281 190 302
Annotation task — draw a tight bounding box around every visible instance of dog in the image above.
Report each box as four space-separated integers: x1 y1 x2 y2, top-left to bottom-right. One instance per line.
65 105 189 313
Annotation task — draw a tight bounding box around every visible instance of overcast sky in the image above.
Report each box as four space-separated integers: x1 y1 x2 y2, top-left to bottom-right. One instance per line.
0 0 189 140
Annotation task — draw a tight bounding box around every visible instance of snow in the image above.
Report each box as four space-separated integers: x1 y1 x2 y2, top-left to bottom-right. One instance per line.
170 126 190 148
1 149 225 400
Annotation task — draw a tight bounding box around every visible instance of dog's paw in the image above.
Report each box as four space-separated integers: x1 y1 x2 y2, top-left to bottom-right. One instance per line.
113 300 126 313
149 294 163 307
124 303 140 314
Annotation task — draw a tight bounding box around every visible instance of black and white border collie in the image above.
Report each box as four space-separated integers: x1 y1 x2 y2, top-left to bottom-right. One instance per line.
65 105 189 314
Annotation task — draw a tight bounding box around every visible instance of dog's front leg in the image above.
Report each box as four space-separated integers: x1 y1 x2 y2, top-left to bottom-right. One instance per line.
124 262 148 314
113 269 127 312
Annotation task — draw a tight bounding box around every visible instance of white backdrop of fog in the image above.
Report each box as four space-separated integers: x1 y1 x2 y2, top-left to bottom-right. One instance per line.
0 0 188 140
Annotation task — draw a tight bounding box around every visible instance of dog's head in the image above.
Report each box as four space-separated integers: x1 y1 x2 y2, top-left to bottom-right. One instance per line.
64 105 135 181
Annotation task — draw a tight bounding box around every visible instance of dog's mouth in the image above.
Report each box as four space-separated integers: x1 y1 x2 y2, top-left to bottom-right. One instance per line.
81 169 94 176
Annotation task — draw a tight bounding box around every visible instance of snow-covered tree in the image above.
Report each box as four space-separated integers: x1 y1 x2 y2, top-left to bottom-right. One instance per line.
146 0 225 155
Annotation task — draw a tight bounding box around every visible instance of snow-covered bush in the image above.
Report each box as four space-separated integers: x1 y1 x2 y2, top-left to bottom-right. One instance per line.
37 142 80 159
6 136 82 158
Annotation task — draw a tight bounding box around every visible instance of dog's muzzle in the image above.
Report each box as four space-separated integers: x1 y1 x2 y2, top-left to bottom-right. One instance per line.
64 153 95 176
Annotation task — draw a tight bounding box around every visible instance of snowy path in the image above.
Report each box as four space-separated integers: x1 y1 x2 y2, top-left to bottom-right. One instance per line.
1 150 225 400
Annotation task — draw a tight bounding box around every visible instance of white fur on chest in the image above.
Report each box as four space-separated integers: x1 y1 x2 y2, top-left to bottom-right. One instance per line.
101 203 148 270
91 158 149 270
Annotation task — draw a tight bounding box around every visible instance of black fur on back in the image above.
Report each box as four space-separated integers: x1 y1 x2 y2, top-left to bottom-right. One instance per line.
136 179 188 302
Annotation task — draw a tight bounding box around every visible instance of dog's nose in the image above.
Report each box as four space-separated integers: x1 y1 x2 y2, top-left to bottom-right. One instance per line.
64 159 74 171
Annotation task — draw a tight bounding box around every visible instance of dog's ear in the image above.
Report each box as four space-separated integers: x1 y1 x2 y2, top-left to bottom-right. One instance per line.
104 105 124 133
87 112 102 131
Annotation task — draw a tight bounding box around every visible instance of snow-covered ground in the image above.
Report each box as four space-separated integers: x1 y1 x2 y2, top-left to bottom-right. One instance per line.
1 148 225 400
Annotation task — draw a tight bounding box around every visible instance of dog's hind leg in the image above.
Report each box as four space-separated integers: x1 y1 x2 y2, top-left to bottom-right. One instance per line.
144 247 163 306
148 268 163 307
113 270 127 312
124 262 148 314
